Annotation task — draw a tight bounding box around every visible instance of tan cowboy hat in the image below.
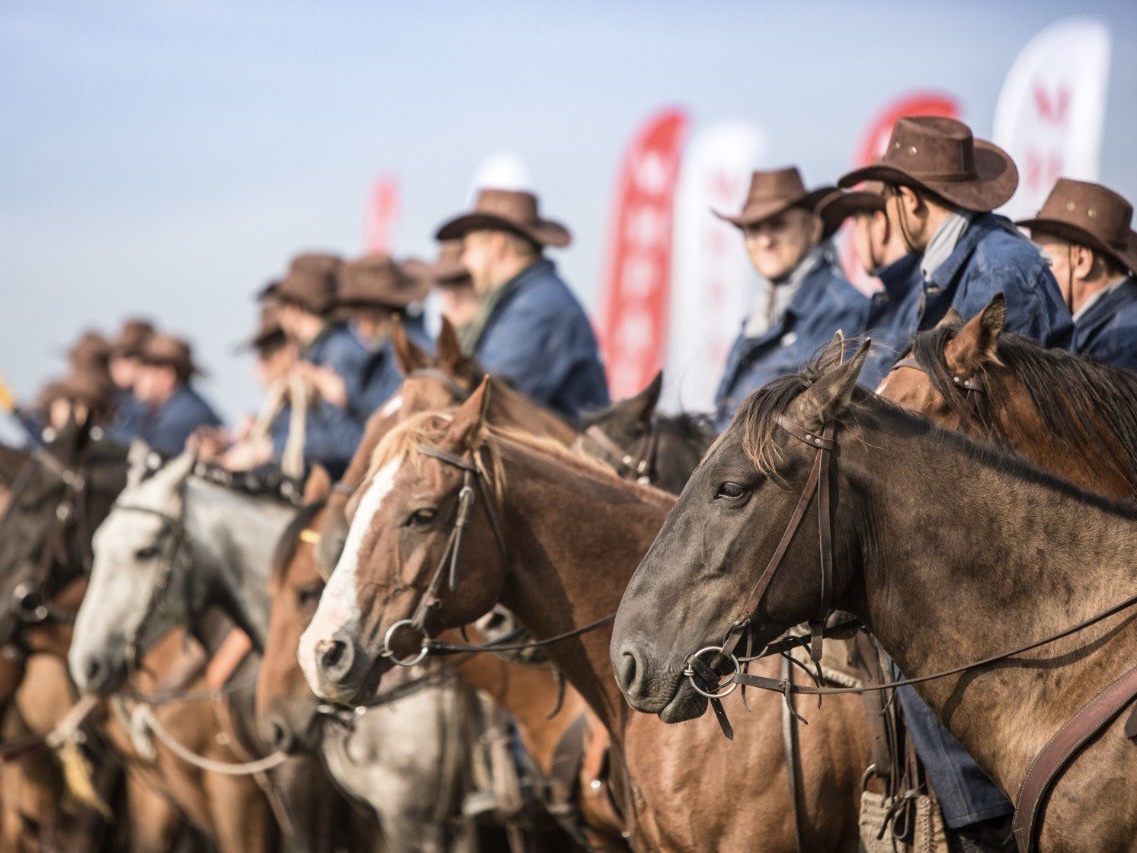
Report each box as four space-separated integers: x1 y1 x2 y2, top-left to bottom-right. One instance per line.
435 188 572 248
337 253 431 309
403 240 472 288
1016 178 1137 275
815 182 888 228
139 334 205 383
67 331 112 369
109 318 156 359
838 116 1018 213
713 167 840 236
275 252 343 315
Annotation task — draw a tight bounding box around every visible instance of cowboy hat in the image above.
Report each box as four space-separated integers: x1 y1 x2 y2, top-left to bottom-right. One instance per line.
275 252 343 315
1016 178 1137 275
838 116 1017 213
403 240 472 287
713 167 840 237
139 334 205 383
435 189 572 248
337 253 431 309
815 182 888 228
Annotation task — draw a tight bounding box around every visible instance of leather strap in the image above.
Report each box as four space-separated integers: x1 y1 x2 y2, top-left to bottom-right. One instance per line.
781 654 805 853
1012 662 1137 852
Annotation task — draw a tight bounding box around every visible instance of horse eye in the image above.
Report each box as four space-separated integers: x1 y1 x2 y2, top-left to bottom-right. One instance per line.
297 583 324 606
404 508 437 528
134 545 161 561
715 482 748 500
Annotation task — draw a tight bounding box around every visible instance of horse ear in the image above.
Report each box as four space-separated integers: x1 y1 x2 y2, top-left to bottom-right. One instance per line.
447 376 491 448
946 294 1005 372
436 316 466 377
624 371 663 424
791 340 871 428
303 465 332 503
392 315 431 377
815 331 846 374
937 307 966 329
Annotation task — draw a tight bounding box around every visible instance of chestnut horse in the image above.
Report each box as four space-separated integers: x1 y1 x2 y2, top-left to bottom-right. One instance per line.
878 293 1137 500
612 341 1137 851
300 380 871 851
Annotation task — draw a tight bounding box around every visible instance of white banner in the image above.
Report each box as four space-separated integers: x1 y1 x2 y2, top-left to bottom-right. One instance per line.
661 121 767 414
993 17 1112 222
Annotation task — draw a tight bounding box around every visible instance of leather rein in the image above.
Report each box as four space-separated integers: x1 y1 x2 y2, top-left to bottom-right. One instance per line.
683 410 1137 853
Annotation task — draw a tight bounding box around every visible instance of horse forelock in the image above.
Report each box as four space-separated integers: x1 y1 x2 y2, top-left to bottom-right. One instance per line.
366 410 455 482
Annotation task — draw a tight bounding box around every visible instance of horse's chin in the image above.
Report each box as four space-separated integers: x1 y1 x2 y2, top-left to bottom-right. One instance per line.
658 678 709 724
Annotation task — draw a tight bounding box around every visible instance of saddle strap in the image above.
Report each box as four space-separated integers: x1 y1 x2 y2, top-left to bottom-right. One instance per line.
1012 662 1137 852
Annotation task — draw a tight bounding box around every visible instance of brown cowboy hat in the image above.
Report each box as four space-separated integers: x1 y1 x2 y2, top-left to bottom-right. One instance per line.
235 303 286 354
110 318 156 359
403 240 472 288
435 188 572 248
712 167 840 236
67 331 112 369
139 334 205 383
838 116 1018 213
275 252 343 315
337 253 431 309
815 182 888 228
1016 178 1137 275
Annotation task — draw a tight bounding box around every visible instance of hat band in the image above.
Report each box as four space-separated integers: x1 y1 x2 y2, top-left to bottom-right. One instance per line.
899 166 980 183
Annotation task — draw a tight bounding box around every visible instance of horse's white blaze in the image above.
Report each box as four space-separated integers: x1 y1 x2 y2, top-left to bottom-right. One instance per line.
379 393 403 418
299 460 399 690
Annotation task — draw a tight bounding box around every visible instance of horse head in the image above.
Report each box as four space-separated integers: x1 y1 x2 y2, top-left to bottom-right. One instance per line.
68 449 200 695
299 379 510 706
611 337 872 722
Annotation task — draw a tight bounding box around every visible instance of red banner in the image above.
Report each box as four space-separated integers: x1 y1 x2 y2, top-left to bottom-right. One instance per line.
841 93 960 290
597 108 689 400
363 176 400 254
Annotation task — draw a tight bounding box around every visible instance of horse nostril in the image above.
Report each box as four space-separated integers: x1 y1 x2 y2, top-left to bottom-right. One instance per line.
316 636 354 683
267 719 292 753
617 646 641 696
84 657 104 690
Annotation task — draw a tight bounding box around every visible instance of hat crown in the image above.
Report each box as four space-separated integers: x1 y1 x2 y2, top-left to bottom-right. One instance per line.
338 253 425 307
1035 179 1133 249
277 252 342 314
883 116 978 180
746 168 809 205
473 189 541 226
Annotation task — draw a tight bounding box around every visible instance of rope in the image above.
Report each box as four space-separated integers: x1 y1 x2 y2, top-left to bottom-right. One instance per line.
135 704 288 776
281 376 308 480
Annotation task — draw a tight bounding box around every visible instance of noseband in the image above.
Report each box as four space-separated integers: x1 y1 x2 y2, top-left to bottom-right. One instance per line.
380 444 509 667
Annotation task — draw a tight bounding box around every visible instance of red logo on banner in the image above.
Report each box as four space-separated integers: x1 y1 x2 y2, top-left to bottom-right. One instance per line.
364 176 400 254
842 93 960 290
598 108 689 399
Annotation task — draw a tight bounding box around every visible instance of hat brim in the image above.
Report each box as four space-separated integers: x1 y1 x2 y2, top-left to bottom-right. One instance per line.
1018 218 1137 274
403 257 472 286
338 276 432 310
839 140 1017 213
435 212 572 248
815 189 886 230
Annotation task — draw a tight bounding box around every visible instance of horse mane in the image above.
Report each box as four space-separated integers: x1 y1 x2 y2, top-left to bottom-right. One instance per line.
910 326 1137 493
270 499 326 584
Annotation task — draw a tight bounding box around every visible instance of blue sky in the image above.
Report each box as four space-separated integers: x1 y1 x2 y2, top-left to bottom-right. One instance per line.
2 0 1135 426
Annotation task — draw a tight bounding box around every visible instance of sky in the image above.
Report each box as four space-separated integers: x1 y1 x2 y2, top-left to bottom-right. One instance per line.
2 0 1135 431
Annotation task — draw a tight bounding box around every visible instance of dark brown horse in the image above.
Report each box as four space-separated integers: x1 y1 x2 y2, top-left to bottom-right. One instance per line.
300 380 871 851
611 341 1137 851
878 293 1137 500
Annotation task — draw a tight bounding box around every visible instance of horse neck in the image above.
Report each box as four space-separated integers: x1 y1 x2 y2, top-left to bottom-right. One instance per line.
183 479 295 647
447 631 589 776
843 411 1137 788
493 441 674 736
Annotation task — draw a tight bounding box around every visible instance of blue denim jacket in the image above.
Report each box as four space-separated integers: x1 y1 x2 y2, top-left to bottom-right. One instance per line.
859 253 923 389
473 258 609 422
1071 276 1137 370
138 384 223 456
713 256 869 431
339 315 435 422
921 213 1073 347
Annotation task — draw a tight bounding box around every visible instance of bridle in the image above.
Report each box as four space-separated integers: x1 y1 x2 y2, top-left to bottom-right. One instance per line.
380 444 510 667
577 421 660 486
107 502 192 670
890 352 989 430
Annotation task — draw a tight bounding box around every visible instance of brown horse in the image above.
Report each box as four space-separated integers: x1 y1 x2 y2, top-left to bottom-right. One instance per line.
300 380 871 851
878 293 1137 500
612 341 1137 851
258 485 625 851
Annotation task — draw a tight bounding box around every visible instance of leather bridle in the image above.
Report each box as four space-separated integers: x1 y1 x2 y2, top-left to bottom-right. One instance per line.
891 354 988 429
578 422 660 486
380 444 510 667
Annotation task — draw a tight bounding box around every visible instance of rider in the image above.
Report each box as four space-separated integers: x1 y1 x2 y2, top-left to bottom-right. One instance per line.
133 333 223 456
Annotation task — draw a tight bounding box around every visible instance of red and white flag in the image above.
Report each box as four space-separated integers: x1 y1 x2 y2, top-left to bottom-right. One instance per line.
840 93 960 291
363 176 401 254
993 17 1111 222
597 108 689 400
661 120 766 414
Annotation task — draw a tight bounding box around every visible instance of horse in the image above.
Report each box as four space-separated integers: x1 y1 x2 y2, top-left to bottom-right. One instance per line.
299 379 871 851
257 477 624 851
878 293 1137 500
611 339 1137 851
